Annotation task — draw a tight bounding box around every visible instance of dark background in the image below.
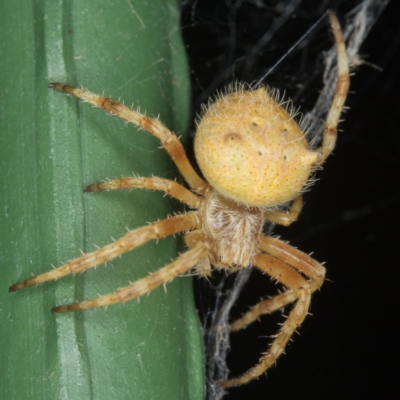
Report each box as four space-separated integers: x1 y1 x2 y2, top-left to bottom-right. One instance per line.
181 1 399 399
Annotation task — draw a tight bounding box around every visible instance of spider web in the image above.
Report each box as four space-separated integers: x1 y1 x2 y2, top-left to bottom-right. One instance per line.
182 1 389 399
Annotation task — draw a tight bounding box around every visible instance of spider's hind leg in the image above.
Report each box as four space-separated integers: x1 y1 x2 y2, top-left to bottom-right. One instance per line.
315 11 350 165
49 83 209 194
263 196 303 226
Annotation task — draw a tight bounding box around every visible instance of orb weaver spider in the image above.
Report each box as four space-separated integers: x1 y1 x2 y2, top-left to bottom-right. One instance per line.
10 11 349 387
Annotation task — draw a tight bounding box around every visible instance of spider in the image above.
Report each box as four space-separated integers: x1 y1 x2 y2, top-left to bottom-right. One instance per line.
10 11 349 388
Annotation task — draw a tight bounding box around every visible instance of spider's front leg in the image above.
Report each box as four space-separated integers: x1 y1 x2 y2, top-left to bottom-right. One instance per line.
10 212 200 297
221 236 325 387
230 235 326 331
53 241 209 313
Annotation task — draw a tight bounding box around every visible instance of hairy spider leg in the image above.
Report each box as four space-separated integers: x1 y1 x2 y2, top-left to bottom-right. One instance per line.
263 196 303 226
230 235 325 331
10 213 199 292
85 176 203 209
315 11 350 165
48 83 209 195
52 241 210 313
221 251 312 387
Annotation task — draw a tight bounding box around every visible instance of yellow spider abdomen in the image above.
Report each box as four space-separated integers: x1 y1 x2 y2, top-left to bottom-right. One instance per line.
194 86 318 207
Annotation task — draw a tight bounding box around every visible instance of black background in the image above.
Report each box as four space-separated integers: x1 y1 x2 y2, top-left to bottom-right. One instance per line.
181 1 399 399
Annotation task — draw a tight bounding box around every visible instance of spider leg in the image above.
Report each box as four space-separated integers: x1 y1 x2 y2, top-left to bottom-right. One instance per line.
258 235 326 286
49 83 209 195
52 241 210 313
185 230 213 276
85 176 203 209
9 212 200 292
230 290 298 332
221 251 313 387
230 235 325 331
263 196 303 226
315 11 350 166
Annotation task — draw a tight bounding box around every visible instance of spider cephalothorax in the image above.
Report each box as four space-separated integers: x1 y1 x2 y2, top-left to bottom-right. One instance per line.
10 12 349 388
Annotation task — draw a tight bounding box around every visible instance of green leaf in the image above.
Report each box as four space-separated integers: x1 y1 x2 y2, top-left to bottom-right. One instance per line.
0 1 204 399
